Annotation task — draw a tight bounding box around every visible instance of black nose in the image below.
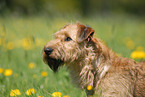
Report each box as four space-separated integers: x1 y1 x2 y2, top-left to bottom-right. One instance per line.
44 48 53 56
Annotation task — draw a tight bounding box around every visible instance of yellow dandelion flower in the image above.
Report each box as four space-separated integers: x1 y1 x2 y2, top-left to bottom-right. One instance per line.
52 92 62 97
63 95 70 97
7 42 14 50
131 51 145 59
10 89 21 96
41 71 48 77
38 96 44 97
131 51 138 59
22 38 33 50
28 62 35 69
0 68 4 73
4 69 13 76
87 85 93 90
25 88 36 95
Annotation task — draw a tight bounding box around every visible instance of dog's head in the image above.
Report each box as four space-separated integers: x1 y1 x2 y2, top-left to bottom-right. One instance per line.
42 23 95 72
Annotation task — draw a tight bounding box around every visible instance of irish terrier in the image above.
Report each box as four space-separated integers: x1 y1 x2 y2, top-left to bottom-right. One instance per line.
42 23 145 97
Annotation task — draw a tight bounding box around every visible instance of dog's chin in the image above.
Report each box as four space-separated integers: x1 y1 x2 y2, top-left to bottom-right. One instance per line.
44 56 63 72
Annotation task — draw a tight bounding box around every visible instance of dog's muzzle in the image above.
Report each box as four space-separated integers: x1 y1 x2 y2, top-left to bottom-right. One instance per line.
43 47 63 72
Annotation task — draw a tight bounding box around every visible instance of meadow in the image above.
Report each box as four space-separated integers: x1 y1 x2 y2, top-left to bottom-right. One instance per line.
0 15 145 97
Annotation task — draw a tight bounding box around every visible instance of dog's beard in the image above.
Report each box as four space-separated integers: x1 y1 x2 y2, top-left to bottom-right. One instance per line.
45 56 63 72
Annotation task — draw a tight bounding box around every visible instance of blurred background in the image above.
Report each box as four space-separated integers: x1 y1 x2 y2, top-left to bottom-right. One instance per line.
0 0 145 97
0 0 145 17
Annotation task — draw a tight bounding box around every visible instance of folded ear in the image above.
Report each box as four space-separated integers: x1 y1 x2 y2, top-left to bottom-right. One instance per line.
77 23 94 43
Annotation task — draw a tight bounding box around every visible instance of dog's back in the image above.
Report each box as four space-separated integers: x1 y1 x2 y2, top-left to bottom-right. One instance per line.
134 61 145 97
96 57 144 97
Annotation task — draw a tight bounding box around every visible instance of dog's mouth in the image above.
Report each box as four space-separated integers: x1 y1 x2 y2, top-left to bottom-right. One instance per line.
43 52 63 72
46 57 63 72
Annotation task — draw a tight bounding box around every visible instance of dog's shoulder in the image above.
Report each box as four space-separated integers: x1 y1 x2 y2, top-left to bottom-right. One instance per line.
113 57 136 67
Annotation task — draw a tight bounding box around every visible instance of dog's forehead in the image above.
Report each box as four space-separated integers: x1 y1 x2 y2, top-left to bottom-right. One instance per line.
55 24 78 40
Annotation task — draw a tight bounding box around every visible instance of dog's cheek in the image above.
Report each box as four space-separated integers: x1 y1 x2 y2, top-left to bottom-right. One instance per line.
58 42 73 61
56 42 80 62
66 43 81 61
54 48 64 60
52 43 66 61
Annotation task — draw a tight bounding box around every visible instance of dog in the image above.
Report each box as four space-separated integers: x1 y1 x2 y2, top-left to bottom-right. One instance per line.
42 23 145 97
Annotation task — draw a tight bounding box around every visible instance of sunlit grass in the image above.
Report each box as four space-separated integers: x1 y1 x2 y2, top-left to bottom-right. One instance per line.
0 15 145 97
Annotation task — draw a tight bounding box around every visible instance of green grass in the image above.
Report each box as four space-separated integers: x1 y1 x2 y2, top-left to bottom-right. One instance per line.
0 15 145 97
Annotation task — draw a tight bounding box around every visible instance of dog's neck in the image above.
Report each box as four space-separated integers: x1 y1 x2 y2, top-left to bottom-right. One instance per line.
67 38 117 89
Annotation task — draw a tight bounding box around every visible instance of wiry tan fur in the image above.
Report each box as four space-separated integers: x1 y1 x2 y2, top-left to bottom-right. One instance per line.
43 23 145 97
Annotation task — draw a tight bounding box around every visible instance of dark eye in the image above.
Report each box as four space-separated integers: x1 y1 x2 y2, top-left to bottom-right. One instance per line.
65 37 72 41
